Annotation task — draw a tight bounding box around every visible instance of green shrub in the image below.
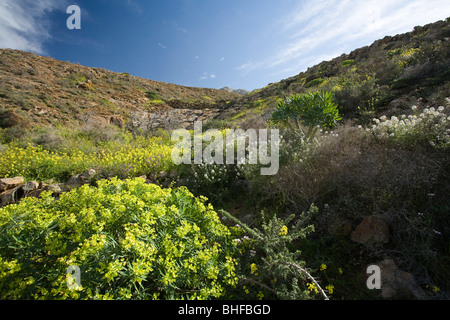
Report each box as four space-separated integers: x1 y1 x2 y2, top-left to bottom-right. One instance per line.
220 205 324 300
145 91 162 101
0 178 238 300
179 163 244 206
269 91 342 141
341 60 355 67
305 78 325 88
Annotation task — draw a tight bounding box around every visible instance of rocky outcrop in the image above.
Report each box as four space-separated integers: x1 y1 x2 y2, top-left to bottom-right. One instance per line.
378 259 426 300
220 87 249 95
129 107 220 131
84 114 124 129
350 215 389 244
0 177 25 192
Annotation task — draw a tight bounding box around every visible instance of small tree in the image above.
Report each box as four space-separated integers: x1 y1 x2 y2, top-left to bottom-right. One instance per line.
269 91 342 141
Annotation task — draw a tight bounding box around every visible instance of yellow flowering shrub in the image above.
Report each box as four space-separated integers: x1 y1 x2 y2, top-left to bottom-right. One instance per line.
0 178 237 300
0 136 175 182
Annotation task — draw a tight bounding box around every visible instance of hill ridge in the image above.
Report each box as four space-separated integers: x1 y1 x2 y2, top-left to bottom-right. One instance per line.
1 17 449 132
0 48 239 130
215 17 449 129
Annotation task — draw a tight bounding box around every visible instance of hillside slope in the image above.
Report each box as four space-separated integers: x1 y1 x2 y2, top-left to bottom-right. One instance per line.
1 18 448 133
0 49 239 130
217 18 450 128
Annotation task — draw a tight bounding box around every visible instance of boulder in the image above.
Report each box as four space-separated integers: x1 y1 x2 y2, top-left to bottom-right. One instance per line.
379 259 426 300
81 168 97 180
22 181 39 192
0 177 25 192
67 174 83 186
0 186 24 207
158 171 169 180
351 215 389 244
45 183 67 195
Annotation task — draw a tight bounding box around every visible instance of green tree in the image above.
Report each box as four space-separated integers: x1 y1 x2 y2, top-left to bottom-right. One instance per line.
269 91 342 141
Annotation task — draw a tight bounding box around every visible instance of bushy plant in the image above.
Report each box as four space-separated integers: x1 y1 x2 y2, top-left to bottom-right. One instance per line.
0 178 238 300
220 205 328 300
368 104 450 149
269 91 342 141
0 133 175 182
181 163 244 205
258 117 450 296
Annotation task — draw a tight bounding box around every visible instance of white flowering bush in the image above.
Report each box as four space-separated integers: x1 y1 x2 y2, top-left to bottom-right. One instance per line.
180 163 244 205
367 102 450 148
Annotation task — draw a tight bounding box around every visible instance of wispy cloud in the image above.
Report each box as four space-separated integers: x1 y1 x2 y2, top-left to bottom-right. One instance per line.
175 26 189 34
0 0 67 54
236 0 450 77
158 42 167 49
199 71 216 81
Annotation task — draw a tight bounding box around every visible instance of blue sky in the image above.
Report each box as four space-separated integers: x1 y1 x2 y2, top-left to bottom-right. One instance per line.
1 0 450 91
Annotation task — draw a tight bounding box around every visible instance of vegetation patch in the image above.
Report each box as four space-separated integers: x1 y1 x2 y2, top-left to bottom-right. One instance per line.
0 178 238 299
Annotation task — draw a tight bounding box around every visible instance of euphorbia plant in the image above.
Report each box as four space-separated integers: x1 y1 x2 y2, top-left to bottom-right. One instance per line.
269 91 342 141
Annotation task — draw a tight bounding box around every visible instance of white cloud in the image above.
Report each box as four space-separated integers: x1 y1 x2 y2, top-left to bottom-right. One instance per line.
158 42 167 49
175 26 188 34
219 57 225 62
0 0 67 54
199 72 216 81
236 0 450 76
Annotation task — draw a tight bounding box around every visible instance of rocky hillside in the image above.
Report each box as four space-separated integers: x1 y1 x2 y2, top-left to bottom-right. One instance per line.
220 86 249 95
216 18 450 128
1 18 448 133
0 49 239 131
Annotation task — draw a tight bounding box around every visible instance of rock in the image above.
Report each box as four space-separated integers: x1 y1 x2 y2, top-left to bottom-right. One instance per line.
158 171 169 180
46 184 61 194
0 177 25 192
67 174 83 186
22 181 39 192
45 183 67 194
81 169 96 180
0 186 24 207
351 215 389 244
379 259 426 300
43 179 54 185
